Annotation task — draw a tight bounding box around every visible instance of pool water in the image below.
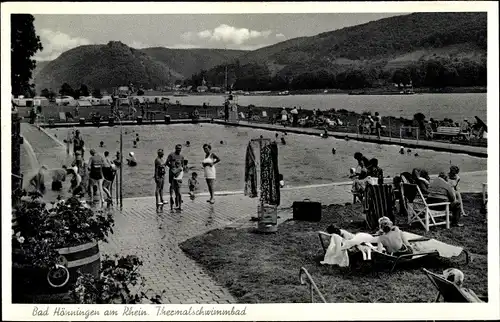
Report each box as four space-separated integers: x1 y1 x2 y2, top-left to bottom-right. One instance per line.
47 124 487 198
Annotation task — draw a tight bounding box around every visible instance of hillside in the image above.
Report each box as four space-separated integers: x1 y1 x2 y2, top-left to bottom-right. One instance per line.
31 60 50 80
192 12 487 90
141 48 247 80
34 41 184 93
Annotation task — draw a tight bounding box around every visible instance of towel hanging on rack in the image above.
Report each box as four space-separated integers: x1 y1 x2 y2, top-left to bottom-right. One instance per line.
244 142 258 198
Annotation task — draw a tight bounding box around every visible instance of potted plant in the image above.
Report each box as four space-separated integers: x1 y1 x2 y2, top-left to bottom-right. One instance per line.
72 254 165 304
12 194 114 301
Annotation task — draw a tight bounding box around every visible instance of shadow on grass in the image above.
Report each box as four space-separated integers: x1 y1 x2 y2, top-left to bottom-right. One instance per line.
179 193 487 303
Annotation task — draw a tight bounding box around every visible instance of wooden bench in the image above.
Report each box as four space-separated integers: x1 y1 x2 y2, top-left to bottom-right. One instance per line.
432 127 470 141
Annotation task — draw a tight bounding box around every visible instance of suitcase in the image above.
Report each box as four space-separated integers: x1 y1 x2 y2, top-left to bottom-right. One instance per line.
292 199 322 222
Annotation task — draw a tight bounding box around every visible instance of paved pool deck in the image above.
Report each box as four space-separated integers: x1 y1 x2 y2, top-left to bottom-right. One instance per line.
18 123 488 304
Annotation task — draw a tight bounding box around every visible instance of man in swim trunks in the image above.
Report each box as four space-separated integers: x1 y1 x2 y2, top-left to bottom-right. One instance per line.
154 149 167 211
166 144 184 208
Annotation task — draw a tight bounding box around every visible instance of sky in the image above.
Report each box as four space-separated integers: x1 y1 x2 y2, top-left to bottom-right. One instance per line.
32 13 405 61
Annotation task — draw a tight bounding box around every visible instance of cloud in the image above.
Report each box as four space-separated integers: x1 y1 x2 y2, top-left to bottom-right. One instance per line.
182 24 272 46
276 33 285 38
35 29 91 61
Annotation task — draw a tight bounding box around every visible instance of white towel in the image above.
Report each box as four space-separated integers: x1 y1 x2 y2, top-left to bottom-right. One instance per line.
321 234 349 267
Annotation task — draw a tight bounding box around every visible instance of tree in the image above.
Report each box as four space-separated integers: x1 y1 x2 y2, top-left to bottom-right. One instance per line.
11 14 43 97
59 83 75 97
137 89 145 96
40 88 50 98
79 84 90 97
92 88 103 99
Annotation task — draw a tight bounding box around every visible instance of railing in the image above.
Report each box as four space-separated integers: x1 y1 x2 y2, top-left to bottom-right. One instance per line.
299 267 327 303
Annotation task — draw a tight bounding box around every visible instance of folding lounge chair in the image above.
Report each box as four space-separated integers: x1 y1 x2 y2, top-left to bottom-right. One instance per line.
363 183 395 230
401 183 450 231
318 231 468 274
423 268 486 302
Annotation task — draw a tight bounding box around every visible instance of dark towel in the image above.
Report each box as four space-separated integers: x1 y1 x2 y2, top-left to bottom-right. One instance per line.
260 142 280 206
244 143 258 198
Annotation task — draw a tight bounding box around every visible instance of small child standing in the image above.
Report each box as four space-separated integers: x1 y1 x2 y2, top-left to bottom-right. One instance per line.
188 172 199 199
171 160 184 211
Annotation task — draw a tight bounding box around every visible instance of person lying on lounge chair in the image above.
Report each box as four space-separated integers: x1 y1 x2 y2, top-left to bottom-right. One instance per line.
376 216 413 255
326 225 380 260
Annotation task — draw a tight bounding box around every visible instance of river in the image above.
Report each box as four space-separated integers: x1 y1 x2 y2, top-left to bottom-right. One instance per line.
167 93 487 123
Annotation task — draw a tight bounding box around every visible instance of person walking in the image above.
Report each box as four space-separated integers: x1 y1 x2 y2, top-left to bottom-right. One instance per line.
201 144 221 204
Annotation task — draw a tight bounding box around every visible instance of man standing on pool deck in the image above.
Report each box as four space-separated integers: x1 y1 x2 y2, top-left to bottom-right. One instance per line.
166 144 185 209
154 149 167 212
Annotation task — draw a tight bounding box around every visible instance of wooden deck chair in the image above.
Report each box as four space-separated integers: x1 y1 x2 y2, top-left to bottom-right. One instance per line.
363 184 395 230
423 268 486 302
401 183 450 231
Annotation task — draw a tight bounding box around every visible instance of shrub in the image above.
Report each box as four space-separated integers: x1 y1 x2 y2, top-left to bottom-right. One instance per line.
72 254 165 304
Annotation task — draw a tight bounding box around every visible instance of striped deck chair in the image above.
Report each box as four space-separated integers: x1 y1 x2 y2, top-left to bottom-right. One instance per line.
363 184 395 230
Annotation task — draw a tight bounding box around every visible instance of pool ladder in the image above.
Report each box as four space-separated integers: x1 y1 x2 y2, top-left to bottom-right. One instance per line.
299 267 327 303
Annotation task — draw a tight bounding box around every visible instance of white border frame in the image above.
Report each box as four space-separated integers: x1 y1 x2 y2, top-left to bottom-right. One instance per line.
2 2 499 321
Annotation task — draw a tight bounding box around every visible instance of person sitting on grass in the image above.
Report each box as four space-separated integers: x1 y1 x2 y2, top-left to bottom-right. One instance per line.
427 172 463 227
376 216 413 255
448 165 467 217
188 172 199 200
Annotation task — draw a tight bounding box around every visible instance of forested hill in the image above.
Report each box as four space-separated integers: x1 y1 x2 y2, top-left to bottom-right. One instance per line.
141 48 246 82
189 12 487 91
34 41 185 93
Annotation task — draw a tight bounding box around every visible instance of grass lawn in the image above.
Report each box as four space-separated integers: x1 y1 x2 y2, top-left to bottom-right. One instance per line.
179 193 487 303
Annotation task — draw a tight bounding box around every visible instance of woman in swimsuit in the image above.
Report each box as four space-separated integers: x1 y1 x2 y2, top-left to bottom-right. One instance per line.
201 144 221 204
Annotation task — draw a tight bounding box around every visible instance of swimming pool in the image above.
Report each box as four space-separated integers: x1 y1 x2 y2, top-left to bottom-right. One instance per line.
47 124 487 198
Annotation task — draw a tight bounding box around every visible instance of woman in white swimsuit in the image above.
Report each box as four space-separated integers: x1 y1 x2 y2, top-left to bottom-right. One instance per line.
202 144 221 204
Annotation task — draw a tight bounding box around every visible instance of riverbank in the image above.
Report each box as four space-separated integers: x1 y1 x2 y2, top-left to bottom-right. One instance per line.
127 86 487 97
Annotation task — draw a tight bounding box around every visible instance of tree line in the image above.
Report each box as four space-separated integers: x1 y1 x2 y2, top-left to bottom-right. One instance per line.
187 56 486 91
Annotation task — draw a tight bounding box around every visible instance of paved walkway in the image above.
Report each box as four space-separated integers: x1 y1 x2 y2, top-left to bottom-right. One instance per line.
213 120 488 157
19 123 488 304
